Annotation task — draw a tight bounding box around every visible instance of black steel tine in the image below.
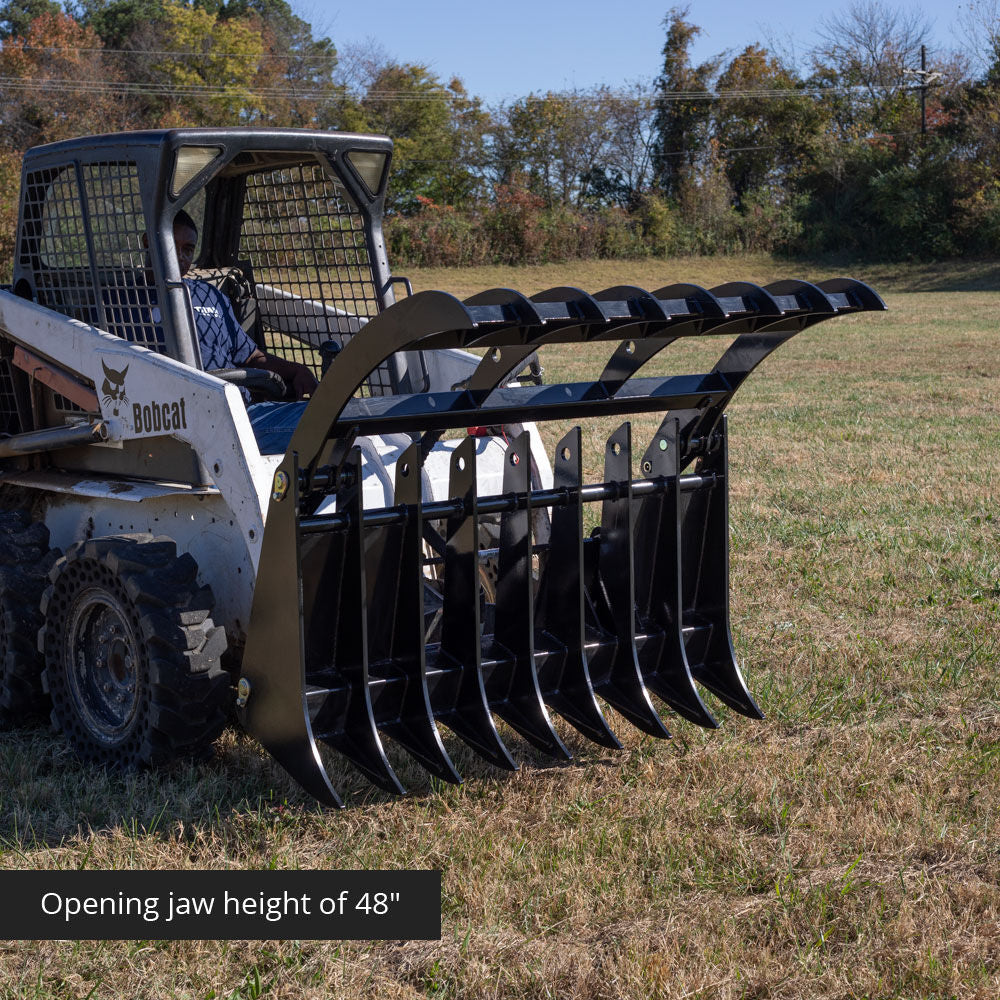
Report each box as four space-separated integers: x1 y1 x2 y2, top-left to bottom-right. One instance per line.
461 288 544 349
463 287 544 322
535 427 621 748
438 436 518 770
313 448 406 794
594 286 678 394
651 283 728 319
241 451 343 808
815 277 887 312
467 345 540 396
531 285 607 318
764 279 837 315
598 337 680 394
634 419 718 728
522 285 608 344
490 431 570 759
709 281 784 319
681 417 764 718
378 444 462 784
595 422 671 738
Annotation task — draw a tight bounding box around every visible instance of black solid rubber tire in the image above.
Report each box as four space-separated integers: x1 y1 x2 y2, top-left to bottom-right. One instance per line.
0 510 59 728
40 535 231 768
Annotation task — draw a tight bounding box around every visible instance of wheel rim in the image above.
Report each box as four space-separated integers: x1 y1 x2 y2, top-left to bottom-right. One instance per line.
64 586 141 743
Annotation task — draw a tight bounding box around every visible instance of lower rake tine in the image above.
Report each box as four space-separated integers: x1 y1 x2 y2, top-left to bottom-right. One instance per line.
439 436 518 770
316 449 406 795
635 419 717 729
596 422 671 739
259 730 344 809
491 431 570 760
684 417 764 720
535 427 621 749
242 451 344 808
270 738 344 809
380 443 462 784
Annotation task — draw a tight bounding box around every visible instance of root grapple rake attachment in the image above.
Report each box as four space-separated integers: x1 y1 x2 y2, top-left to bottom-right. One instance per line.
240 278 885 805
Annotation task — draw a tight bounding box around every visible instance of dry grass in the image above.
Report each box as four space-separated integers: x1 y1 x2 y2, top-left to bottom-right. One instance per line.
1 255 998 999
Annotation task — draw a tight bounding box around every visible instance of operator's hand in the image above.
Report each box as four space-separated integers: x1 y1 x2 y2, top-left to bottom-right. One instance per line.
290 364 319 400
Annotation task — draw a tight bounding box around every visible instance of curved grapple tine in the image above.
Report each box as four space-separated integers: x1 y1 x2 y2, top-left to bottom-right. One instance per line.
311 448 406 795
490 431 570 760
375 443 462 784
815 277 887 311
535 427 621 749
468 345 540 396
634 419 717 728
594 422 671 738
436 436 518 770
594 286 675 393
680 419 763 720
239 451 344 808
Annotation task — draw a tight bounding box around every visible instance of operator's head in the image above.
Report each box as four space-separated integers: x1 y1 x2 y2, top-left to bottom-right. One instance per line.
173 209 198 277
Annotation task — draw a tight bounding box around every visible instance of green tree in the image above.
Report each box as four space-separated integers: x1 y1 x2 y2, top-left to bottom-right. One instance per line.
0 0 61 39
150 0 267 124
713 45 826 205
651 6 719 198
496 89 634 209
809 0 928 141
347 64 488 212
76 0 165 49
220 0 339 127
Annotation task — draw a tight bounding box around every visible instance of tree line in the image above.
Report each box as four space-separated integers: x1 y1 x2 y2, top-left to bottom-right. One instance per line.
1 0 998 276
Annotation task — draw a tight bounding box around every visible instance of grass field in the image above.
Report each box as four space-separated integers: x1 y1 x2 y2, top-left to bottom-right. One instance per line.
1 254 997 999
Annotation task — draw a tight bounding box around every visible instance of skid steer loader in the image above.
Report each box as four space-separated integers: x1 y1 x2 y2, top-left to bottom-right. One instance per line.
0 128 884 806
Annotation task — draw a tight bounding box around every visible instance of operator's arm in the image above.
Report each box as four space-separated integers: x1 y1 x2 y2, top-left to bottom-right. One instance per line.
242 349 318 400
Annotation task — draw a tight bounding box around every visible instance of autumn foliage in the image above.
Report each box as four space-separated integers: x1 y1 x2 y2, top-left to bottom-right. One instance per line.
0 0 998 280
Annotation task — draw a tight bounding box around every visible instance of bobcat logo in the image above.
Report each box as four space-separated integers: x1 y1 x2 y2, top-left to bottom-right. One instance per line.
101 361 129 416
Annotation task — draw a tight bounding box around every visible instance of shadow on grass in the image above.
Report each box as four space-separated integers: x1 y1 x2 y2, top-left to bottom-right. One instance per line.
0 726 323 850
0 720 617 850
822 257 1000 293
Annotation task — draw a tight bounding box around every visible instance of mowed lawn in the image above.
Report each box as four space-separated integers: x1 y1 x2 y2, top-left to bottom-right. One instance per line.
0 256 997 999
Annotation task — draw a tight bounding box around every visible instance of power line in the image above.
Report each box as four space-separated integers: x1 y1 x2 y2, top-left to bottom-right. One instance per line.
0 73 925 106
13 44 334 60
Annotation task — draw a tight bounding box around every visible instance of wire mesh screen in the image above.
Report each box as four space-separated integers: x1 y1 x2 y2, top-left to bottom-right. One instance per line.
81 162 165 353
20 166 96 324
0 355 20 435
18 162 165 353
238 160 393 396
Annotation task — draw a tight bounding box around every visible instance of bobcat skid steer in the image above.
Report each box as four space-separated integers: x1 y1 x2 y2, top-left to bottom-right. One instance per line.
0 129 885 805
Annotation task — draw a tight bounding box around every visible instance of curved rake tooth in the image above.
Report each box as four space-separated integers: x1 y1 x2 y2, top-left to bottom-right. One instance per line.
490 431 570 760
241 448 346 808
593 286 676 394
535 427 621 749
680 418 763 720
814 277 887 312
633 418 717 729
312 448 406 795
374 443 462 784
468 345 541 397
594 422 671 739
437 436 518 770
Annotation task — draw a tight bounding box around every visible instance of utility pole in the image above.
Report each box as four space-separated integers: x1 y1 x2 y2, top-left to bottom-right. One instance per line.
905 45 942 134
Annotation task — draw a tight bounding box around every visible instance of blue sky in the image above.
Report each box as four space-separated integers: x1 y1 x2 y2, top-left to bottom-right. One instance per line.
305 0 975 103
